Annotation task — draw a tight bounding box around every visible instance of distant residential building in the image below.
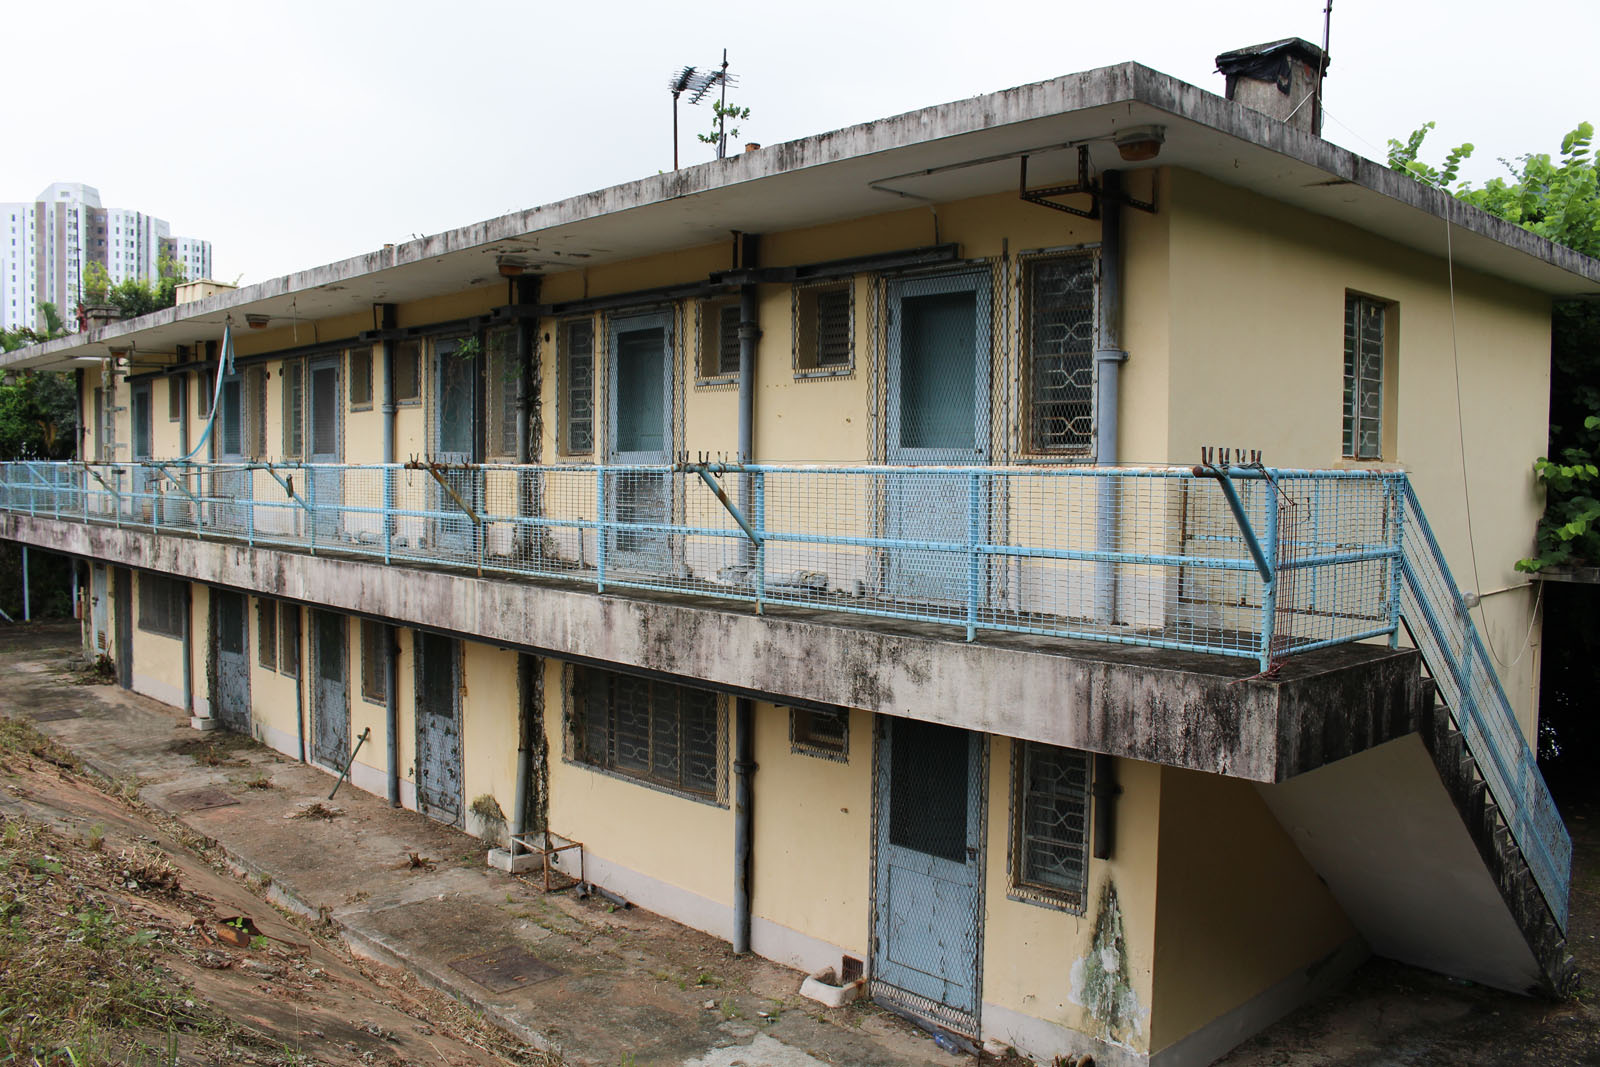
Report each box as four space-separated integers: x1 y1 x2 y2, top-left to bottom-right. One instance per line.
0 181 213 332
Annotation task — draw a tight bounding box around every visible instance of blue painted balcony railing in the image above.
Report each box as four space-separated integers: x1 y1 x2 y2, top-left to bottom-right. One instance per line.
0 458 1569 926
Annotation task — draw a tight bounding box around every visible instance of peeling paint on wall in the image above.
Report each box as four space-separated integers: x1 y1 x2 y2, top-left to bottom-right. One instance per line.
1069 881 1144 1048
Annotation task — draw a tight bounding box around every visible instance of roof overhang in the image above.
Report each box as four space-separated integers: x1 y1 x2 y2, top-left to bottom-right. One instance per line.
8 61 1598 372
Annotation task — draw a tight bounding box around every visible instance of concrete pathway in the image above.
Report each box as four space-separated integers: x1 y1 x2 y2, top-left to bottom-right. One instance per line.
2 622 969 1067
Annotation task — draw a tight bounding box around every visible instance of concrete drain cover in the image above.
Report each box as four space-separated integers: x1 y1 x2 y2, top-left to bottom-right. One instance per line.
448 947 561 992
28 708 81 722
165 787 240 812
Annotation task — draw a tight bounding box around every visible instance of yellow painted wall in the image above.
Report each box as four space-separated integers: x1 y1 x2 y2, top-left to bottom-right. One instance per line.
750 704 873 955
982 742 1160 1055
1165 168 1549 736
459 642 522 843
247 595 303 752
540 657 734 908
129 573 185 695
1147 766 1356 1053
189 583 209 715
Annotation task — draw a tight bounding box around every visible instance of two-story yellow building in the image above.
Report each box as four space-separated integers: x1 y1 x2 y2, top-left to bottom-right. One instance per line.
4 42 1597 1066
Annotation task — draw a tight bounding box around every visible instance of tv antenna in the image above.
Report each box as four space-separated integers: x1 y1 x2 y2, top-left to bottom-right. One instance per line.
668 49 737 168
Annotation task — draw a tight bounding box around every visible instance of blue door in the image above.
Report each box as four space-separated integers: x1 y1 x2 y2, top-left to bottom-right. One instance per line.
307 357 342 544
873 716 986 1035
607 311 673 571
310 611 349 769
214 590 251 733
885 271 991 606
214 374 249 533
130 384 153 523
414 632 463 825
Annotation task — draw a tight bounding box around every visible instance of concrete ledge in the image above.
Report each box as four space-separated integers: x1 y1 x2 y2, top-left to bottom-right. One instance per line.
4 517 1425 782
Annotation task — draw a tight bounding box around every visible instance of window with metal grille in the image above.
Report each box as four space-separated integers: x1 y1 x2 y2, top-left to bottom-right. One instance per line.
1343 295 1387 460
257 597 277 671
484 325 520 460
793 281 853 375
697 298 741 380
218 378 242 456
394 339 422 404
1009 741 1091 912
136 574 185 639
241 366 267 459
166 376 182 422
1024 251 1096 455
282 358 304 458
360 619 388 704
560 318 594 455
348 346 373 410
567 665 726 803
790 705 849 761
279 602 301 679
197 368 215 419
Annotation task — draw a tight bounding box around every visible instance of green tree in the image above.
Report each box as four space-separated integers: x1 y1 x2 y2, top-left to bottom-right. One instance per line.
697 98 751 157
1389 121 1600 571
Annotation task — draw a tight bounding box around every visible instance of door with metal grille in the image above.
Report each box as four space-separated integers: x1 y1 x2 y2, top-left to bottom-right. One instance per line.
307 357 342 543
872 716 986 1036
885 271 991 605
90 566 109 656
430 337 479 558
607 311 674 572
214 375 248 533
213 590 251 732
310 611 349 768
113 568 134 690
130 384 153 522
414 632 463 825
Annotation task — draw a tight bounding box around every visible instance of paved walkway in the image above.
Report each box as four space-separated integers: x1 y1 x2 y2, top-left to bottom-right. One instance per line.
2 622 967 1067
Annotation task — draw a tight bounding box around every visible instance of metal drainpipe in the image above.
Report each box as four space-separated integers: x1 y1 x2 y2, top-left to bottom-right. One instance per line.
380 305 401 807
1093 170 1129 624
732 697 755 954
177 373 192 719
295 615 307 763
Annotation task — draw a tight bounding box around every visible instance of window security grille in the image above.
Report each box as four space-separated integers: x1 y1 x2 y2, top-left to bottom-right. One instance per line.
1024 252 1096 454
695 299 742 380
794 281 853 375
790 705 849 761
1343 296 1385 460
245 366 268 459
167 376 182 422
561 319 595 455
279 602 301 679
568 665 726 803
394 340 422 404
361 620 388 704
348 346 373 410
484 325 520 460
1010 741 1091 911
257 597 277 671
136 575 185 638
282 359 304 458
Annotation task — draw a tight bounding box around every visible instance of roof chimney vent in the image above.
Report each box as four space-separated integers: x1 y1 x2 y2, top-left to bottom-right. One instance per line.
1215 38 1329 135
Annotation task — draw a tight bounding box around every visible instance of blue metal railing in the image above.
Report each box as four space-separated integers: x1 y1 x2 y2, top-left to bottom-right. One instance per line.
1397 483 1571 929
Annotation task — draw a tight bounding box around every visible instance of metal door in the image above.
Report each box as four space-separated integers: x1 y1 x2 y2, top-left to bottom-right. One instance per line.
606 311 673 569
431 336 480 558
113 568 133 689
214 374 248 533
90 565 109 657
414 631 463 825
130 384 153 522
310 611 350 769
307 358 342 543
213 590 251 732
885 272 991 604
872 716 986 1036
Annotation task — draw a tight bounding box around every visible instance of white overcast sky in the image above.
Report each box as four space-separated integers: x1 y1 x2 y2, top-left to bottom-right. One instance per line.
5 0 1593 284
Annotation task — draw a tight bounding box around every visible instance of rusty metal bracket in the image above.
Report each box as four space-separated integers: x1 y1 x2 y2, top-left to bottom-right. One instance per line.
260 464 315 517
151 463 205 513
676 459 761 546
420 463 482 525
1018 146 1158 218
79 462 123 504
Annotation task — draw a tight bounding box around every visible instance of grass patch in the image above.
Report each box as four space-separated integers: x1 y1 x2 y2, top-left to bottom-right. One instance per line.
0 714 81 771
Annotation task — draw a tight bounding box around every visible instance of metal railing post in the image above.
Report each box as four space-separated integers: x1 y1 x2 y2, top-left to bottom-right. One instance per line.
1388 475 1404 648
754 470 766 615
967 471 982 641
1257 483 1281 672
595 467 607 593
383 466 393 565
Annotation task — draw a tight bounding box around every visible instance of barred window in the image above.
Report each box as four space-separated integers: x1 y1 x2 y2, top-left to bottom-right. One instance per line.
348 346 373 410
1343 295 1387 460
794 281 853 374
484 325 520 460
569 665 725 803
394 339 422 404
243 366 268 459
1010 741 1091 912
361 620 388 704
282 359 304 458
560 318 594 455
166 375 182 422
790 705 849 761
1024 252 1096 455
257 598 277 671
137 574 185 639
279 602 301 679
697 297 741 379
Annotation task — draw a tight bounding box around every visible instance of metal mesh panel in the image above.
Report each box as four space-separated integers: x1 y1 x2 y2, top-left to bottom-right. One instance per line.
484 325 520 461
564 663 728 805
1010 741 1090 910
1021 251 1096 456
